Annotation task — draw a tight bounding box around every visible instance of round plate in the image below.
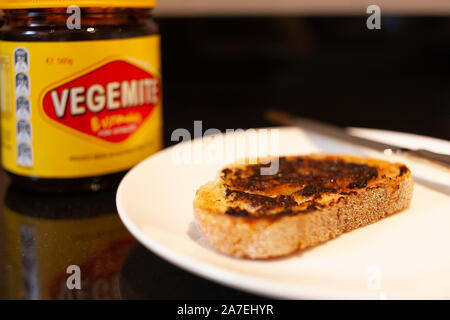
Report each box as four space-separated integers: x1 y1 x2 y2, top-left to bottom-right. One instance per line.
117 127 450 299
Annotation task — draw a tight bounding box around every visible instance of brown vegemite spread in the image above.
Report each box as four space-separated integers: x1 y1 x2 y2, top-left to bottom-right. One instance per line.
222 156 380 218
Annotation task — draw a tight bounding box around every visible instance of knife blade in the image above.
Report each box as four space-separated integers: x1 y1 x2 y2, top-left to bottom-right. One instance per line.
265 109 450 169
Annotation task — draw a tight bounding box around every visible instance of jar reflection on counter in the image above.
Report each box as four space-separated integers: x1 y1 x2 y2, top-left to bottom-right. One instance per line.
0 187 135 299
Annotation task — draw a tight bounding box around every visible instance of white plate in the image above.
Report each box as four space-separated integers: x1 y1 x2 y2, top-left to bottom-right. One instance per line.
117 127 450 300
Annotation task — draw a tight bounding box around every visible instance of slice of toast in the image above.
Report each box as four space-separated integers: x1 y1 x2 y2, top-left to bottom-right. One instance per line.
193 154 413 259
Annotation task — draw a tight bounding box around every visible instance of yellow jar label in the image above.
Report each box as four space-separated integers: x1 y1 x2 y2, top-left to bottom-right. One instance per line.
0 35 162 178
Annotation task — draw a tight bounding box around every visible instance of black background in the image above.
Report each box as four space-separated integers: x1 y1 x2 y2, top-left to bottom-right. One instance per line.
159 17 450 144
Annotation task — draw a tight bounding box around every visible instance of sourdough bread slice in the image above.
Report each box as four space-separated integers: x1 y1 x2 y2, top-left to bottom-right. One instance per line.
193 154 413 259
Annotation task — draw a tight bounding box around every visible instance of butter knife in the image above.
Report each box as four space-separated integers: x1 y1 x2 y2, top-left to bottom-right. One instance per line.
265 109 450 170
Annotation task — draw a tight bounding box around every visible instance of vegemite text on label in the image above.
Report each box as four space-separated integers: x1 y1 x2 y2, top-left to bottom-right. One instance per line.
42 60 160 143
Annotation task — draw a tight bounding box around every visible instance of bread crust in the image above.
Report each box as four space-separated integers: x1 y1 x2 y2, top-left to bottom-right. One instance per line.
193 154 414 259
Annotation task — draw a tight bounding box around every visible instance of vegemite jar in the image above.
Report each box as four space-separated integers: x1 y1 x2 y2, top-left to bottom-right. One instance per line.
0 1 162 192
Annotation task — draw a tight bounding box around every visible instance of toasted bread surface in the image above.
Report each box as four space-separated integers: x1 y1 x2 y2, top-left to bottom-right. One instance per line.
194 154 413 259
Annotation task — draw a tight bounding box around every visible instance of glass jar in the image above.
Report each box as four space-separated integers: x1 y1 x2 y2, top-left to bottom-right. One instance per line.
0 1 162 192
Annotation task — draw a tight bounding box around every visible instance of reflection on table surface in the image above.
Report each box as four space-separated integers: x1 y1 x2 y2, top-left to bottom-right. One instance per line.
0 172 262 300
0 185 135 299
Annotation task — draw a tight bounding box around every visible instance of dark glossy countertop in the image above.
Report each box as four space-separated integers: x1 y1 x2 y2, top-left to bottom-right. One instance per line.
0 169 264 300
